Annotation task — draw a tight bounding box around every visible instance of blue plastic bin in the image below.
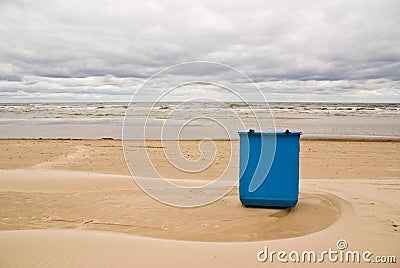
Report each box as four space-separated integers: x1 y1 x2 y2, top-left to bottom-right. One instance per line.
239 130 301 208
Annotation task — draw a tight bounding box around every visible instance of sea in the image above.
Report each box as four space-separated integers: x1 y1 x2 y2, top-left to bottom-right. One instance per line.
0 102 399 140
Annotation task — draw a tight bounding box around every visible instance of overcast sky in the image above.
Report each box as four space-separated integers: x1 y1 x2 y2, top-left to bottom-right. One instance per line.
0 0 399 102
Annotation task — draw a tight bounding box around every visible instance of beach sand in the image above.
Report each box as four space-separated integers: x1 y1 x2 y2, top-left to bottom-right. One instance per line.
0 139 399 267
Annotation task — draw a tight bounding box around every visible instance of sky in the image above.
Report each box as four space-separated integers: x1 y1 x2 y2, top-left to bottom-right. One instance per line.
0 0 399 102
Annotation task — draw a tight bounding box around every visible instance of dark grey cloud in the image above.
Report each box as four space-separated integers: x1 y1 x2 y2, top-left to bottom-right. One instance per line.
0 0 399 102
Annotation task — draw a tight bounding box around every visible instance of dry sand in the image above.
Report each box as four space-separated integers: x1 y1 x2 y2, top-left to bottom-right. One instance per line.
0 139 399 267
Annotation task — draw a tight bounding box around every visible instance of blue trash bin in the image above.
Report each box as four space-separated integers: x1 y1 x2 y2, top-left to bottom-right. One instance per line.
239 129 302 208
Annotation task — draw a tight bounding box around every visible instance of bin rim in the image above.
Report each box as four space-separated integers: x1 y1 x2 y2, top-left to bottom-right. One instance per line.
238 131 302 136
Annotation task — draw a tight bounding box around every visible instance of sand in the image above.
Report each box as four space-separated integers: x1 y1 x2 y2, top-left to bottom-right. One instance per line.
0 139 399 267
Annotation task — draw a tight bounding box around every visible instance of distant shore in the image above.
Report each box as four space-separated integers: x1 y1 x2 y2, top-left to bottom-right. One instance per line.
1 138 398 179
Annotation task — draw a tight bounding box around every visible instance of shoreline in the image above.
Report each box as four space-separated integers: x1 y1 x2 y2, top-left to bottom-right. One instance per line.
1 135 400 142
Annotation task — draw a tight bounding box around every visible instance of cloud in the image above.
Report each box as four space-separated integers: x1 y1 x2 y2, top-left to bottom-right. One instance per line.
0 0 399 102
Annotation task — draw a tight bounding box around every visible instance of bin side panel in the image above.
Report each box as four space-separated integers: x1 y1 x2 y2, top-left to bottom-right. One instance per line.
239 134 262 197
